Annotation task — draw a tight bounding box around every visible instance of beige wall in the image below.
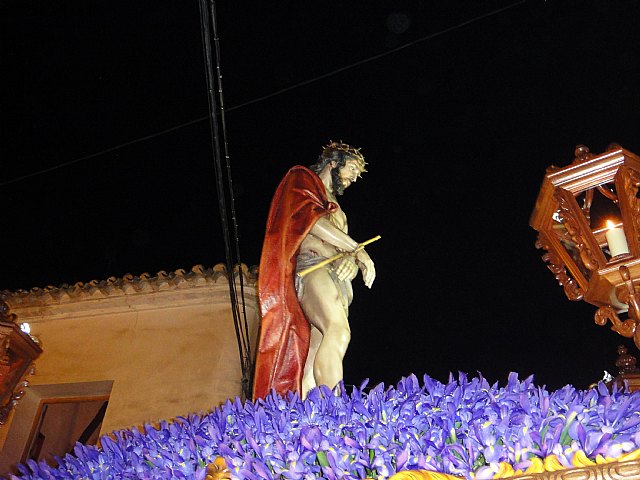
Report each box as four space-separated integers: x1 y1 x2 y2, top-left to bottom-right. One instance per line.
0 264 259 471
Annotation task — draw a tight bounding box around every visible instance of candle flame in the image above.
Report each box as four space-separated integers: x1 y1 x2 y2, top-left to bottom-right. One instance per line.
607 220 617 230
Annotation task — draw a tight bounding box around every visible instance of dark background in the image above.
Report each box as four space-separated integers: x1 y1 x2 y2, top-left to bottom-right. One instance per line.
2 0 639 391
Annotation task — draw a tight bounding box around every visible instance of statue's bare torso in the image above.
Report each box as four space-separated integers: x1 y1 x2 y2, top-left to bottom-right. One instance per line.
297 162 373 397
300 193 347 258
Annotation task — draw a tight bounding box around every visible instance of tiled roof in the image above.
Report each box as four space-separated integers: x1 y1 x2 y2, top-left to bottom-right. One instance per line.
1 263 258 307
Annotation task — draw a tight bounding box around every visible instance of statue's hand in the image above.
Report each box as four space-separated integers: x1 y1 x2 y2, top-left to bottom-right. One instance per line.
335 256 358 282
355 249 376 288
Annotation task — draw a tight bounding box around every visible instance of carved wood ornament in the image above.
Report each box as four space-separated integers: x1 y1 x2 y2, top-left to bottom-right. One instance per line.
0 300 42 424
535 232 584 301
554 188 604 273
618 165 640 256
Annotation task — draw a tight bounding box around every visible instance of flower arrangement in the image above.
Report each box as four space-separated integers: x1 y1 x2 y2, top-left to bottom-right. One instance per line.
10 372 640 480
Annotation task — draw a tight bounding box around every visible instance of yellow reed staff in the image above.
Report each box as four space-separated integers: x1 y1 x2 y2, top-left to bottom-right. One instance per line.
296 235 381 278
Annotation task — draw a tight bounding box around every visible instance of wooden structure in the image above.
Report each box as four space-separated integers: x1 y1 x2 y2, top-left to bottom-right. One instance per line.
608 344 640 392
531 145 640 349
0 301 41 424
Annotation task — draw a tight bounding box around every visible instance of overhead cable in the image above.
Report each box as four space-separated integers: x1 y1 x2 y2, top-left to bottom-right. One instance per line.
198 0 253 400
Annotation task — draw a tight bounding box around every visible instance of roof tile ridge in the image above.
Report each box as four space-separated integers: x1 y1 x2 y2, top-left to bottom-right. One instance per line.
0 263 258 302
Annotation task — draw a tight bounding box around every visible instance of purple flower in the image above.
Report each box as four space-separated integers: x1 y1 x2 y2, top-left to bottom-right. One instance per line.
12 373 640 480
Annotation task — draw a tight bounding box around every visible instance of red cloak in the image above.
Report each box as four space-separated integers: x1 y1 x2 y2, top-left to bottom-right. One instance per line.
252 166 337 399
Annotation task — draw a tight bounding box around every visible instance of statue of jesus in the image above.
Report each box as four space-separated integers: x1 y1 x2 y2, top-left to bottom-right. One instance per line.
253 141 375 399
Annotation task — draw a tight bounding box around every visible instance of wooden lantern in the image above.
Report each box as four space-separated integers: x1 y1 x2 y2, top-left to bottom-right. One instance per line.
531 144 640 349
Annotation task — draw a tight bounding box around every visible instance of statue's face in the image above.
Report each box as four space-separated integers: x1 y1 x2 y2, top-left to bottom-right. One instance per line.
337 159 365 190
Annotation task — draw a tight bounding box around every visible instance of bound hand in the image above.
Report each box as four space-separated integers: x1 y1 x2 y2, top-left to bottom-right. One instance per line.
335 256 359 282
355 249 376 288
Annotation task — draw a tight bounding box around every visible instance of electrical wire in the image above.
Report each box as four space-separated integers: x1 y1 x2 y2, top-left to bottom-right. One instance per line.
209 0 253 399
199 0 253 400
210 0 254 395
1 0 525 188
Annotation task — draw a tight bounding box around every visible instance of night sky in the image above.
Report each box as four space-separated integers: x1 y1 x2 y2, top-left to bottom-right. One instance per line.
3 0 640 392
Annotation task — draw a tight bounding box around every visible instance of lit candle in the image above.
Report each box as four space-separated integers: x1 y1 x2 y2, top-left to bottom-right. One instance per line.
605 220 630 257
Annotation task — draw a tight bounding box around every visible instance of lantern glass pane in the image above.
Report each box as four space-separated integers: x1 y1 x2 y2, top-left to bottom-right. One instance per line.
581 183 626 260
550 212 591 280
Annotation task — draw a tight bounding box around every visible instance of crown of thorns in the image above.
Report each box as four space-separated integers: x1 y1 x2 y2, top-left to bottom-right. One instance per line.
323 140 367 171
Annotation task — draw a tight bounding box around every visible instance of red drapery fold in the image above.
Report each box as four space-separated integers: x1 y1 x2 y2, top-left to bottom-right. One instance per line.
252 166 337 399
